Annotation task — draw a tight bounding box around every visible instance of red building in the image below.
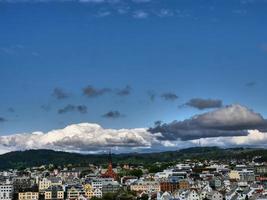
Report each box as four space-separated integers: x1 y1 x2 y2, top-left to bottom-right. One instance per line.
101 151 118 180
160 181 179 192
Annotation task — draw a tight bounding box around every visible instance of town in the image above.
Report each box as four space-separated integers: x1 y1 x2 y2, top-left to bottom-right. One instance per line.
1 152 267 200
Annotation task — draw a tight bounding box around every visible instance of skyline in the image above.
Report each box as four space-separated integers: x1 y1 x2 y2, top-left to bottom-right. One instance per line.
1 0 267 153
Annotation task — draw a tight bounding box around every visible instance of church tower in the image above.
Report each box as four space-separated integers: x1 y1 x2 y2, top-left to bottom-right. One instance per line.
101 150 118 180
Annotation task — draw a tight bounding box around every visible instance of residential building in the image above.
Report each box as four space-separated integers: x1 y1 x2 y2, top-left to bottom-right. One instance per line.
44 185 64 200
0 183 13 200
66 185 85 200
130 180 161 193
18 192 39 200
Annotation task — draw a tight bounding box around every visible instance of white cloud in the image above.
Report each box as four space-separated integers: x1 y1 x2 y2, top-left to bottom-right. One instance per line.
193 130 267 148
1 123 267 154
196 104 264 128
133 10 148 19
0 123 163 153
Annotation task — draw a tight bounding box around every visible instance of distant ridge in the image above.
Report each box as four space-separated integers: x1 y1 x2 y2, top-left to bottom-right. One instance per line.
0 147 266 170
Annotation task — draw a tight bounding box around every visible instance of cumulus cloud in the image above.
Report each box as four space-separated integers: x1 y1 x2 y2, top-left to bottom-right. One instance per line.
161 92 178 101
185 98 223 110
1 104 267 154
52 88 69 100
1 117 267 154
0 123 162 153
149 104 267 140
58 104 88 114
102 110 124 119
83 85 111 97
195 130 267 148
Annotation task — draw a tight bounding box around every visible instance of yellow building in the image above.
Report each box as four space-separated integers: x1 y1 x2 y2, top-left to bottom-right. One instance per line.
39 178 51 191
18 192 39 200
83 184 94 199
130 181 160 193
228 170 240 180
39 177 63 192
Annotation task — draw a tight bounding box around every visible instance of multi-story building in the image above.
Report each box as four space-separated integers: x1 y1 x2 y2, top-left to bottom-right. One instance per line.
177 189 200 200
0 183 13 200
91 178 114 190
255 165 267 175
228 170 240 180
83 184 94 199
187 189 200 200
39 178 52 192
39 177 63 192
209 177 222 189
178 179 190 190
102 181 120 194
65 185 85 200
130 180 160 193
238 169 255 182
160 179 179 192
59 170 80 179
206 191 224 200
18 192 39 200
44 185 64 200
93 188 102 198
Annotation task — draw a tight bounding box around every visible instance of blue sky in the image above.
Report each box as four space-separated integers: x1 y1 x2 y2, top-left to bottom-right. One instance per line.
0 0 267 138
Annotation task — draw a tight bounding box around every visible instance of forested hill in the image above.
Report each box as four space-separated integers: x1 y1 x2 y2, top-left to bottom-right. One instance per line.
1 147 267 170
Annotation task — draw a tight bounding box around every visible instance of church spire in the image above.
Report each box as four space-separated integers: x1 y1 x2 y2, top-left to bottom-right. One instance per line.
101 149 118 180
108 149 112 164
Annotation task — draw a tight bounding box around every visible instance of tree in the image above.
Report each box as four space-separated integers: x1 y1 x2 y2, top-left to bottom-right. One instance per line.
90 197 102 200
137 194 148 200
128 169 143 178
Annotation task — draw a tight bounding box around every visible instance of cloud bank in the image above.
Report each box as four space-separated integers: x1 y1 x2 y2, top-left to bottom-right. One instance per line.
0 123 163 153
149 104 267 140
1 104 267 154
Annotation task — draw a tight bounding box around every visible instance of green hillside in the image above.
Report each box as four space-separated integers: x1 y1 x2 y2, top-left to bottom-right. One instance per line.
0 147 266 170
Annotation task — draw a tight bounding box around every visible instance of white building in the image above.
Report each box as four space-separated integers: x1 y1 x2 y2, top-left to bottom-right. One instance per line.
93 188 102 198
176 189 200 200
0 183 13 200
206 191 224 200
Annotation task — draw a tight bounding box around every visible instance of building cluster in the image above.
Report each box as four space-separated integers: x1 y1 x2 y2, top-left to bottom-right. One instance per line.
1 157 267 200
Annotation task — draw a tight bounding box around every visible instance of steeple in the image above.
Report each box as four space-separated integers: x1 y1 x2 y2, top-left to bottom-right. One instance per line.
101 149 118 180
108 149 112 165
